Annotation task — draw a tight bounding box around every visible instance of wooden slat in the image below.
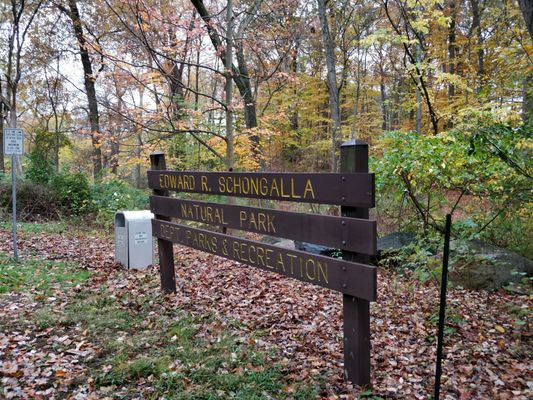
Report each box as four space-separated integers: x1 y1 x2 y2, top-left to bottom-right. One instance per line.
150 195 377 255
152 219 377 301
147 170 375 207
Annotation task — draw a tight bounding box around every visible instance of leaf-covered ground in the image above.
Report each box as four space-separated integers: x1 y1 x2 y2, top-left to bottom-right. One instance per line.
0 225 531 399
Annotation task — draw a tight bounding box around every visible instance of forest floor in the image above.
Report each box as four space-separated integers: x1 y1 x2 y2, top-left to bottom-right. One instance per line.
0 222 531 399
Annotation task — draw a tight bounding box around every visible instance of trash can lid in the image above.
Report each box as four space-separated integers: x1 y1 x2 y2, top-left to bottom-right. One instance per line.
115 210 154 221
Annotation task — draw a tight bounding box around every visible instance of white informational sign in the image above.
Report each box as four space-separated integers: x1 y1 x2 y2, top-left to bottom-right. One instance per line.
134 232 148 244
3 128 24 155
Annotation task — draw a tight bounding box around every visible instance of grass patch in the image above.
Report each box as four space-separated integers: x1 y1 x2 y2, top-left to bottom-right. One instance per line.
55 290 322 398
1 254 324 398
0 252 90 294
0 218 111 238
0 220 68 234
63 291 139 333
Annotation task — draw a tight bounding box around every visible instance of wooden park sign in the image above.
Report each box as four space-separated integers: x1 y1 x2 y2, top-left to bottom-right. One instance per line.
147 140 377 385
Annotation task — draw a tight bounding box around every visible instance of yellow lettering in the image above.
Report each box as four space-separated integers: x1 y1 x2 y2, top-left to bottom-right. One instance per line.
303 179 315 199
249 212 258 230
241 177 250 194
201 175 209 191
267 214 276 233
232 242 240 259
219 177 226 193
291 178 301 198
270 179 280 197
239 211 247 228
226 177 232 193
250 177 259 195
206 206 213 223
213 208 222 224
277 253 285 272
198 233 206 249
256 247 265 267
280 178 290 198
305 259 316 281
257 213 267 232
210 236 218 252
265 249 274 269
240 243 248 262
180 203 188 218
317 260 328 283
222 239 228 256
288 253 297 274
233 177 241 193
220 208 227 225
249 245 257 263
260 178 268 196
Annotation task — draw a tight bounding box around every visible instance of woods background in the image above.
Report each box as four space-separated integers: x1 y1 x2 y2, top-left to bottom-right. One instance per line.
0 0 531 258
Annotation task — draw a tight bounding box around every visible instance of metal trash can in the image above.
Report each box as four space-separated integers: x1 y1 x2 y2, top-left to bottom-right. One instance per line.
114 210 155 270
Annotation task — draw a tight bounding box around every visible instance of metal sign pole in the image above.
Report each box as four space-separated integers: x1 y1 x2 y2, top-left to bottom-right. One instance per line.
11 153 17 261
434 214 452 400
3 127 23 262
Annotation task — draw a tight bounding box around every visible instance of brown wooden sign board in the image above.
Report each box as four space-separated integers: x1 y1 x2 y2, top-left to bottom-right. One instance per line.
152 219 377 301
150 195 377 255
147 170 375 207
148 142 376 386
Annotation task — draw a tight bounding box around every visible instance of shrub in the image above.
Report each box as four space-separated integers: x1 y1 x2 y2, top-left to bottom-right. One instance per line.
49 171 92 215
90 179 149 227
26 149 54 185
0 180 60 220
372 120 532 257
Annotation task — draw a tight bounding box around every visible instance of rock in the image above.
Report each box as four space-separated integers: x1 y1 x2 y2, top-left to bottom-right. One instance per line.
260 235 295 250
294 241 337 257
275 239 296 250
377 232 416 253
449 239 533 290
260 235 282 245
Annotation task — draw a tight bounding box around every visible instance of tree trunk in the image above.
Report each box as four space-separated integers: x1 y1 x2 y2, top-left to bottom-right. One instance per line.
317 0 341 172
352 44 363 137
415 41 422 134
66 0 102 180
470 0 484 95
234 44 258 131
225 0 234 170
290 45 299 131
190 0 260 162
447 0 457 130
379 63 387 132
0 113 4 174
190 0 258 132
168 61 186 121
518 0 533 40
0 81 5 173
518 0 533 124
524 74 533 125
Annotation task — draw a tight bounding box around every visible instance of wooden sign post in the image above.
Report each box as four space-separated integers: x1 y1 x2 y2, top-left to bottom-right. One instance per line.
147 149 376 385
341 139 371 385
150 152 176 293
